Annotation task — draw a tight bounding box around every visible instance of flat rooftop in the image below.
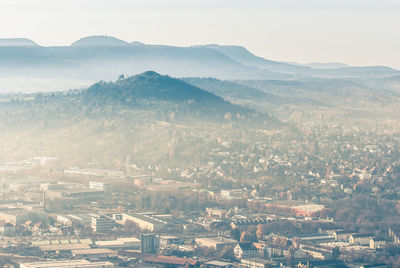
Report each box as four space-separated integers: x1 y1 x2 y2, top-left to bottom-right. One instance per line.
20 260 114 268
126 213 167 225
195 237 237 244
71 248 117 255
39 243 91 251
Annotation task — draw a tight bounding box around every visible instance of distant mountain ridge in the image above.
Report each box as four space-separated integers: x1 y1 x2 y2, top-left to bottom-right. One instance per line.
71 35 130 46
200 44 310 73
0 35 399 93
0 38 39 47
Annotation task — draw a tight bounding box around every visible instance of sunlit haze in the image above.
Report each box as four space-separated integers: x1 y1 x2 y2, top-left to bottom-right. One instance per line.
1 0 400 68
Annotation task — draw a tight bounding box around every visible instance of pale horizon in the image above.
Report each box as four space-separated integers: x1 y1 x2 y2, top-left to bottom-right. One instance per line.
1 0 399 69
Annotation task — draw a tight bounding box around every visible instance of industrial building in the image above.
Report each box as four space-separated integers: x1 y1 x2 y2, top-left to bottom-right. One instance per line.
57 213 92 227
71 248 117 258
195 237 237 251
38 243 91 254
40 182 66 191
119 213 167 231
46 189 104 201
95 237 140 249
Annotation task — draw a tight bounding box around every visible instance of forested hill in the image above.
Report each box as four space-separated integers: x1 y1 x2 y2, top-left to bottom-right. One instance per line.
0 71 273 166
86 71 229 105
82 71 255 119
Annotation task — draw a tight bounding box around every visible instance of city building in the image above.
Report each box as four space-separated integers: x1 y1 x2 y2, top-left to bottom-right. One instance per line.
349 234 374 245
234 243 259 259
370 238 386 249
40 183 66 191
71 248 118 258
301 246 332 260
206 208 227 218
231 218 269 230
333 230 354 242
120 213 167 232
91 214 113 233
220 189 243 200
240 258 280 268
38 243 92 254
95 237 140 249
57 213 92 227
195 237 237 251
0 222 16 236
46 189 104 201
0 208 29 225
89 181 111 192
140 233 160 253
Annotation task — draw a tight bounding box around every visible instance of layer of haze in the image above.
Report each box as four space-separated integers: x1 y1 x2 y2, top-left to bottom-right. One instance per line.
1 0 399 69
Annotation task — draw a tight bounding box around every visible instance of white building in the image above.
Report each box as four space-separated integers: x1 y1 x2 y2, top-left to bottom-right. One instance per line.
119 213 167 232
95 237 140 249
89 181 110 192
91 214 113 233
195 237 237 251
349 233 374 245
234 243 259 259
220 190 243 200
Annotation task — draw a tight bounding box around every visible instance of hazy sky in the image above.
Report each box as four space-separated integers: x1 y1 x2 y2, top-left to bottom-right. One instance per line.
1 0 399 69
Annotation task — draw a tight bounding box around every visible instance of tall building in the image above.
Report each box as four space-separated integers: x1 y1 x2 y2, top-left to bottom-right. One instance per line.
91 214 113 233
140 233 159 253
42 190 47 212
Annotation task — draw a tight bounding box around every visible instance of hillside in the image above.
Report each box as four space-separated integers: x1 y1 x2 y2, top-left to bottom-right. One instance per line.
83 71 252 116
0 71 271 166
182 77 282 104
